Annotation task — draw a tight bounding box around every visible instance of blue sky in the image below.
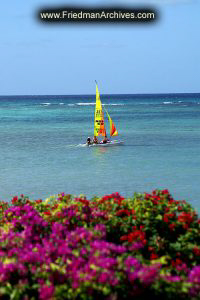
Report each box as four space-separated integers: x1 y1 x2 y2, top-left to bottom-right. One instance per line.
0 0 199 95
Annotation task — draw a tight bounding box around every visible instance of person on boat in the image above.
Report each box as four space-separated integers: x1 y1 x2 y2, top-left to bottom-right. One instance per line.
102 135 109 144
86 137 91 145
93 136 98 144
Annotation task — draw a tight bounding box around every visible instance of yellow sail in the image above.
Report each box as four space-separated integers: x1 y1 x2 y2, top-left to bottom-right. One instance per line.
94 83 106 137
104 106 118 137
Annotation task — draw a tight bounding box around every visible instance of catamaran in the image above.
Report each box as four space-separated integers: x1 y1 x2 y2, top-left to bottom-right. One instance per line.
87 82 123 147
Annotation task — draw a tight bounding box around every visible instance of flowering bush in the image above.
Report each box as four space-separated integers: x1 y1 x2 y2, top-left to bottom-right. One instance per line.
0 190 200 299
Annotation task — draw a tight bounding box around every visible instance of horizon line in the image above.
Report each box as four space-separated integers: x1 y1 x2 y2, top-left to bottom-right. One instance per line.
0 92 200 97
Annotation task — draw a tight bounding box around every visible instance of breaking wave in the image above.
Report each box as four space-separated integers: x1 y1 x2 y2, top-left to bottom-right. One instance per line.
75 103 125 106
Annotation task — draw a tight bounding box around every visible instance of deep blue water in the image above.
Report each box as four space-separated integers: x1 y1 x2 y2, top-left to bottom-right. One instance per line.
0 93 200 212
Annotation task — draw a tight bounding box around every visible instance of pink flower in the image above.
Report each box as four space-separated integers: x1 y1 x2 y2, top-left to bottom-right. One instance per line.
98 272 109 284
39 284 54 300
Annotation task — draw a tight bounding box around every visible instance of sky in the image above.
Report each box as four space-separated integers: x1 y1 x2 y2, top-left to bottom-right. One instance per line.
0 0 199 95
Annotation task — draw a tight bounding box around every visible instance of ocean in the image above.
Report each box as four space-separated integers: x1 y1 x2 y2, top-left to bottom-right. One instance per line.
0 93 200 212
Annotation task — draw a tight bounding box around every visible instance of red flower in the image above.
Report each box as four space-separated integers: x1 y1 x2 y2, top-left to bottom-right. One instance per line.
35 199 42 204
145 193 151 200
163 214 169 223
76 198 90 206
12 196 18 204
100 192 124 204
56 212 62 218
43 211 51 216
100 195 109 203
183 223 189 230
193 246 200 256
52 204 58 210
150 253 158 260
169 199 175 204
120 235 128 241
126 229 146 244
148 246 154 252
162 189 169 195
116 209 130 217
178 212 193 224
152 199 158 205
176 258 182 264
171 258 182 267
169 223 176 231
164 213 176 224
168 213 175 218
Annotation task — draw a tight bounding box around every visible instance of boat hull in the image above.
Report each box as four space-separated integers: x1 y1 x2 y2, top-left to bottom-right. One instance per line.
87 140 124 147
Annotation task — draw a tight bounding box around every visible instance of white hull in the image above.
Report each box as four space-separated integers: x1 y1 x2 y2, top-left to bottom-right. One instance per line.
87 140 124 147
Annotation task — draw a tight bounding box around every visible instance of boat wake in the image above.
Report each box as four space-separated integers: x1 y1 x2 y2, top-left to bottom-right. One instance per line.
76 141 124 147
76 144 88 147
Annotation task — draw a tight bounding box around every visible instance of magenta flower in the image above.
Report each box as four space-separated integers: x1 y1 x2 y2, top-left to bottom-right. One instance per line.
188 266 200 297
138 265 160 285
128 241 144 251
98 272 110 284
124 256 141 270
162 275 182 282
39 284 54 300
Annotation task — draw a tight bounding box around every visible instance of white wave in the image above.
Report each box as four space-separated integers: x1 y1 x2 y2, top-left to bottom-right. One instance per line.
65 144 80 148
106 103 125 106
41 102 51 106
163 101 173 104
76 102 124 106
76 102 95 106
59 103 64 105
68 104 75 106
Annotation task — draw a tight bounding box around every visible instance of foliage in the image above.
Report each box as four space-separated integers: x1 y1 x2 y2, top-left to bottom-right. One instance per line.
0 190 200 299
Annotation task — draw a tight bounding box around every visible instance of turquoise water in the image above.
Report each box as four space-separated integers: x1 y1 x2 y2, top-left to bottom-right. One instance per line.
0 94 200 212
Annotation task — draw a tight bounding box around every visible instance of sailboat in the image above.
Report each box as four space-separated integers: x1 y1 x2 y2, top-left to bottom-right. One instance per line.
87 82 123 147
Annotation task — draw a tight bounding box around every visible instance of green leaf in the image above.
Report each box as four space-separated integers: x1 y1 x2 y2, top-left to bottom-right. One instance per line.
151 255 170 265
155 214 163 220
